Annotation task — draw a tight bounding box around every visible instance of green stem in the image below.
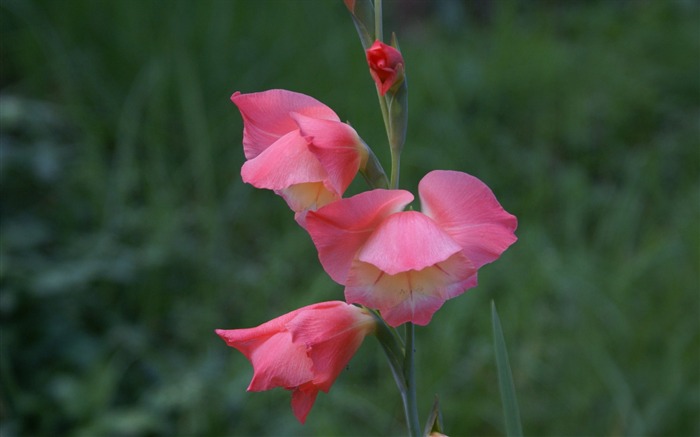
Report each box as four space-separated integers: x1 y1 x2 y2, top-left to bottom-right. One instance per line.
389 148 401 190
403 322 421 437
371 0 394 170
370 2 417 435
376 88 391 145
374 320 421 437
374 0 383 42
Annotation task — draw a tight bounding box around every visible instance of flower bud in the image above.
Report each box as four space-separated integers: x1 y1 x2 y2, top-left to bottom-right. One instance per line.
366 40 405 96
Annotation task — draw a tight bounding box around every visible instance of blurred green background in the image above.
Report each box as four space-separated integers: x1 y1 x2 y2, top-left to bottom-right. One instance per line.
1 0 698 435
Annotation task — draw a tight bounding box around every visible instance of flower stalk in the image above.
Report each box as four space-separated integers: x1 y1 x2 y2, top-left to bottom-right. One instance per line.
374 0 383 43
403 322 421 437
372 314 420 437
372 3 416 434
365 2 417 435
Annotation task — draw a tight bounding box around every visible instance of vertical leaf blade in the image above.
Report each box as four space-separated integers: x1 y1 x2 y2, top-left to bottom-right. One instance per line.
492 301 523 437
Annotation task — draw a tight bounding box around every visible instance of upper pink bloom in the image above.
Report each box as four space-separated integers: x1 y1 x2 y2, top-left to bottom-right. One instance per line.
366 40 405 96
305 170 517 327
231 89 368 223
215 301 376 424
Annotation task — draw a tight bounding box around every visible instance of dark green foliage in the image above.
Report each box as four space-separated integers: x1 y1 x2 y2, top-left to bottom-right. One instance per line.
1 0 698 435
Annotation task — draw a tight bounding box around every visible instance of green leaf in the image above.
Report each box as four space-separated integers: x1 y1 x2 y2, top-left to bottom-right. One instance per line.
491 301 523 437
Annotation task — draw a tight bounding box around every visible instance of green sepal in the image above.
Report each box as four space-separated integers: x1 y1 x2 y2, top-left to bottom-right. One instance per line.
423 395 445 436
345 0 375 50
359 144 390 189
371 310 405 380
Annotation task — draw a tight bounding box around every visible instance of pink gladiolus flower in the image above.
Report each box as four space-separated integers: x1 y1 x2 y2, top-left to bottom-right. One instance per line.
231 89 368 223
366 40 404 96
305 170 517 327
215 301 376 424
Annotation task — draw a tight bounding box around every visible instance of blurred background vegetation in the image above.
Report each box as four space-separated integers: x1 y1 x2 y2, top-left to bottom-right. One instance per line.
1 0 698 435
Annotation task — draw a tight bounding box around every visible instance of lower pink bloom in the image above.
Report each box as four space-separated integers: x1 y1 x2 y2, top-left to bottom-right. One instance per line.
215 301 376 423
305 170 517 327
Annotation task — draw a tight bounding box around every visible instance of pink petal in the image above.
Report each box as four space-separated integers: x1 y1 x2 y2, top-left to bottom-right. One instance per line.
379 290 444 326
345 252 476 327
419 170 518 269
215 309 297 356
344 262 406 310
292 112 366 196
231 90 340 160
245 331 313 391
240 131 326 190
239 129 344 213
286 302 374 391
305 189 414 284
285 302 369 345
291 383 320 424
215 312 314 391
279 182 339 214
357 211 463 275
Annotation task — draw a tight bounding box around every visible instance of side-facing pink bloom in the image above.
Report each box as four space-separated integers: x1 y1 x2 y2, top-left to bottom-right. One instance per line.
215 301 376 424
305 170 517 327
232 89 368 223
366 40 405 96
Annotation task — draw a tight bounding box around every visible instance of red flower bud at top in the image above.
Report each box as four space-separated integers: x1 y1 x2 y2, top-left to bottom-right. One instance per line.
366 40 405 96
343 0 356 13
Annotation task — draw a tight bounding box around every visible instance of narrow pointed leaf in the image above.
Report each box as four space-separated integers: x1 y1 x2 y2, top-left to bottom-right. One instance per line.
491 301 523 437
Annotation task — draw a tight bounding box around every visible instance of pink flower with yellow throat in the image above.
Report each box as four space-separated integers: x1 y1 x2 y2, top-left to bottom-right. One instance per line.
231 89 369 224
305 170 517 327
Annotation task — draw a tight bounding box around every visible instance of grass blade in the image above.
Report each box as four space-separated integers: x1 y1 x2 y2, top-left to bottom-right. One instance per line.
492 301 523 437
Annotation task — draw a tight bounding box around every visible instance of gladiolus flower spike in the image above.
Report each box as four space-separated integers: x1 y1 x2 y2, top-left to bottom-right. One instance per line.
216 301 376 424
305 170 517 327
